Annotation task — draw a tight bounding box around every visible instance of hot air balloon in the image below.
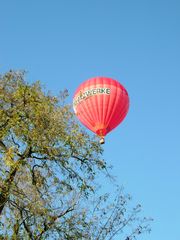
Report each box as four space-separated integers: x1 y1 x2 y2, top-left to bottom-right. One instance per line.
73 77 129 144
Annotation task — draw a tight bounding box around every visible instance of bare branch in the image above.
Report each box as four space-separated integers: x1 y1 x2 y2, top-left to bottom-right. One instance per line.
36 206 75 240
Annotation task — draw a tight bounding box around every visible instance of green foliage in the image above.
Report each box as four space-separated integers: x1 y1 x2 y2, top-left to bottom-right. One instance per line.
0 71 152 239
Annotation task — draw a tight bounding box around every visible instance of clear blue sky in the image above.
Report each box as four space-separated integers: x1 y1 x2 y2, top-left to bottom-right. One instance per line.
1 0 180 239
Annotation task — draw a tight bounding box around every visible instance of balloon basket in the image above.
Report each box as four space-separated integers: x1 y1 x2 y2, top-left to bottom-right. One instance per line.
100 137 105 145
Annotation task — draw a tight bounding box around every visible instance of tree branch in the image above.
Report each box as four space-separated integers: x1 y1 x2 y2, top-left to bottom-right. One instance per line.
0 146 32 215
36 206 75 240
20 209 34 240
0 140 7 151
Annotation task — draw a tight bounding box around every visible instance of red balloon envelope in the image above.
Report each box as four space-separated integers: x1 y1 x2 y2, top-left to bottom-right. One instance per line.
73 77 129 144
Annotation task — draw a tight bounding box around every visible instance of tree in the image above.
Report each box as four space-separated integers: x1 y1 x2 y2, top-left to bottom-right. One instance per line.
0 71 152 239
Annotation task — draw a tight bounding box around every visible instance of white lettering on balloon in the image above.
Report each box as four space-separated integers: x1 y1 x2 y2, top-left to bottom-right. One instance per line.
73 88 111 111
